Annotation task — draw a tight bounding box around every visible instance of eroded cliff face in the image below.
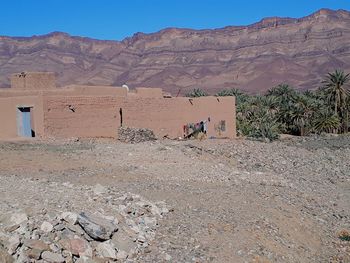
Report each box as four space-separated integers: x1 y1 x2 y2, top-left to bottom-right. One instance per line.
1 9 350 94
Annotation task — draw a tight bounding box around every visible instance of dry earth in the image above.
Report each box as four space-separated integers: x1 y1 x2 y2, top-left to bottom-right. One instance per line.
0 135 349 262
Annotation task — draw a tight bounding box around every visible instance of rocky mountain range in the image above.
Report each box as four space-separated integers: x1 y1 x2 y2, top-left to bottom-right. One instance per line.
1 8 350 94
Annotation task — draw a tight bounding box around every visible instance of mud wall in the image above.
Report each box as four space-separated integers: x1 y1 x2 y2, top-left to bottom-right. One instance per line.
0 96 44 139
11 72 55 90
123 96 236 139
43 96 122 138
43 95 236 139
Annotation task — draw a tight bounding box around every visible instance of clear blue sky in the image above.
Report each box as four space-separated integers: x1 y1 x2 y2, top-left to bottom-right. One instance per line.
1 0 349 40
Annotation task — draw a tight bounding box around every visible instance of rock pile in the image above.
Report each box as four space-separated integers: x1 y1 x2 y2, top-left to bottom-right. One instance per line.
118 127 157 143
0 192 169 262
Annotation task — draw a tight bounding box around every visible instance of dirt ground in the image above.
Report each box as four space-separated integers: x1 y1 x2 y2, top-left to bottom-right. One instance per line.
0 135 349 263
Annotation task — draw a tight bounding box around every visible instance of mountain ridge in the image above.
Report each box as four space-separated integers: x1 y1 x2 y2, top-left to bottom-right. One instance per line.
1 8 350 94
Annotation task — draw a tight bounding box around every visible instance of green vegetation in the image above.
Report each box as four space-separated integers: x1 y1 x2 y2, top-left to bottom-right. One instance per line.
187 70 350 141
185 88 208 97
338 230 350 242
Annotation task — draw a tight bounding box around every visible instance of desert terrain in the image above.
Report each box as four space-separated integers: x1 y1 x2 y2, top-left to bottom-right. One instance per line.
0 135 349 262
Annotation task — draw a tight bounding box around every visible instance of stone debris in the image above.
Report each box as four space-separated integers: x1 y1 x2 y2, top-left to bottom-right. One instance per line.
96 240 117 259
41 251 65 262
0 184 169 262
92 184 107 195
1 135 349 262
0 246 14 263
60 212 78 225
118 127 157 143
77 212 117 241
40 221 54 233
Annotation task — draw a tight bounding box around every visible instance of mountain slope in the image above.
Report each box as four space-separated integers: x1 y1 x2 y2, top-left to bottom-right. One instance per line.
1 8 350 94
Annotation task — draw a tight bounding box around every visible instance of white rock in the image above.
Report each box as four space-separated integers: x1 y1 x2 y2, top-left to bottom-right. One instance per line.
9 212 28 225
60 212 78 225
143 217 157 228
116 249 128 260
41 251 65 262
7 234 20 255
150 206 162 217
40 221 53 233
96 241 117 259
93 184 106 195
164 253 172 261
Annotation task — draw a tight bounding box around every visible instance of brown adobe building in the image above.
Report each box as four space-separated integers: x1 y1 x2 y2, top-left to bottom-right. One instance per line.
0 72 236 140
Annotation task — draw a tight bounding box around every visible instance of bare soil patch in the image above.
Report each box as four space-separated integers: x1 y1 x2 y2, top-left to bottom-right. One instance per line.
0 136 349 262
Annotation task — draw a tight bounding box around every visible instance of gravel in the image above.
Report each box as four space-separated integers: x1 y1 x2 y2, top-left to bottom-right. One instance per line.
0 135 349 262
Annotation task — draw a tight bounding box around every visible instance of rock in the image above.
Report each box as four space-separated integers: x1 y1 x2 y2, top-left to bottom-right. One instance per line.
66 224 85 235
50 243 60 253
31 229 41 240
10 212 28 225
118 127 157 143
75 256 97 263
0 246 14 263
93 184 107 195
4 224 20 233
143 216 157 228
6 234 20 255
77 212 117 241
41 251 65 263
60 212 78 225
116 249 128 260
61 250 73 262
0 212 28 228
111 228 137 254
26 248 42 260
58 228 76 240
40 221 54 233
54 223 66 231
164 253 172 261
96 240 117 259
60 238 92 257
23 239 49 252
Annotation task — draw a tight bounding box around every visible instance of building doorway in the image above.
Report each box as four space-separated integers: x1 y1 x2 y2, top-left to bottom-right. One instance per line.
17 107 35 137
119 108 123 127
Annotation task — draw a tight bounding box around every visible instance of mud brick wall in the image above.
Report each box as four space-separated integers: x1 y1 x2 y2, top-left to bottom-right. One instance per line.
43 95 236 139
122 96 236 139
0 96 44 139
11 72 56 90
43 96 122 138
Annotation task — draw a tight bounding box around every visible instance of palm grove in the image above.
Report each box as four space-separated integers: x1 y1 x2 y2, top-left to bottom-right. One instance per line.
186 70 350 141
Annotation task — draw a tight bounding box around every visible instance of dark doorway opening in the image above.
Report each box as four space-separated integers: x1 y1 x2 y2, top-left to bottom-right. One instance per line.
119 108 123 127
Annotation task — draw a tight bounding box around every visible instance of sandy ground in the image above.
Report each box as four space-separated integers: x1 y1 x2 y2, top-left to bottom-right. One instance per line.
0 136 349 262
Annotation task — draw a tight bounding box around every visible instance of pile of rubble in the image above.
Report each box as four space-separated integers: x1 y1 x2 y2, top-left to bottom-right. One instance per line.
118 127 156 143
0 191 169 262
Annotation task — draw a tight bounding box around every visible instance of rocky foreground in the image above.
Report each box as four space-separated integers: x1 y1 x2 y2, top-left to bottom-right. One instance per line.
0 135 349 262
0 179 170 262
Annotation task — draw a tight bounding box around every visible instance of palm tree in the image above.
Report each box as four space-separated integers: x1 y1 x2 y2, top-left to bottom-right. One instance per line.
321 70 350 133
322 70 350 120
289 95 316 136
266 83 297 103
312 110 340 134
185 88 208 97
217 88 250 105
